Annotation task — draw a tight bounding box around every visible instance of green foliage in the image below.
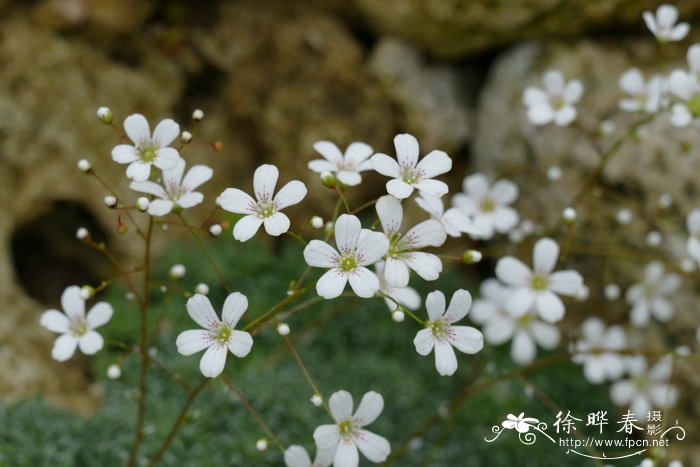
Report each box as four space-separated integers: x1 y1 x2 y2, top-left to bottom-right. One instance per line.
0 238 635 466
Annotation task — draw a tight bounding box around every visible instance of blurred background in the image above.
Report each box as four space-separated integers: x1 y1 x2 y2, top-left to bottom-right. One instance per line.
2 0 700 465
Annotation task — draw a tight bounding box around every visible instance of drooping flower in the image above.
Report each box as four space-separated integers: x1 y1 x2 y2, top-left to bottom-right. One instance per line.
452 173 519 240
371 133 452 199
111 113 181 182
303 214 389 299
375 261 421 312
308 141 374 187
502 413 540 433
618 68 666 113
375 195 446 288
643 4 689 43
522 70 583 126
625 261 680 327
284 445 334 467
313 390 390 467
495 238 583 323
413 290 484 376
176 293 253 378
40 286 113 361
218 164 307 242
572 318 627 384
610 355 678 417
414 193 485 238
686 208 700 262
130 159 213 216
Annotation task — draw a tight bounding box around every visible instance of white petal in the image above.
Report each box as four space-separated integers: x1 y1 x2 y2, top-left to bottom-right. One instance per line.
284 445 312 467
496 257 532 286
353 391 384 426
386 179 414 199
112 144 140 164
402 219 446 248
371 153 400 178
548 270 583 295
182 165 214 191
313 424 340 451
416 150 452 179
651 298 674 322
218 188 257 214
686 208 700 233
348 267 380 298
316 269 347 299
462 173 490 198
522 87 548 106
650 384 678 408
533 238 559 274
484 318 515 344
434 340 458 376
186 294 221 329
336 170 362 186
404 252 442 281
669 23 689 41
153 148 180 171
304 240 338 268
148 200 174 217
176 192 204 209
671 103 692 127
610 380 634 405
490 180 518 205
553 106 576 126
619 68 645 95
413 179 449 198
512 332 536 365
668 70 695 101
86 302 113 329
657 4 678 29
313 140 344 165
355 231 389 265
564 80 583 104
130 180 167 198
688 237 700 262
308 159 336 174
492 207 519 233
228 330 253 358
52 334 79 361
233 215 264 242
505 288 535 317
334 441 359 467
530 321 560 348
78 331 104 355
543 70 565 95
376 195 403 235
253 164 279 202
425 290 446 322
126 161 152 182
414 328 435 356
688 45 700 72
274 180 307 209
40 310 71 334
176 329 212 355
263 212 291 236
124 114 150 144
345 142 374 166
448 326 484 354
414 193 443 218
527 104 554 125
162 154 186 187
659 273 681 294
222 292 248 327
388 286 421 310
384 257 410 288
443 289 472 323
199 344 228 378
643 11 658 35
393 133 419 168
535 291 565 323
329 390 354 421
334 214 361 254
61 286 85 321
152 118 180 147
355 430 390 463
630 302 650 327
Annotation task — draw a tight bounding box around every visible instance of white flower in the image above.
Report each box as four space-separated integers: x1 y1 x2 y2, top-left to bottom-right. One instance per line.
502 413 540 433
414 193 485 238
572 318 626 384
625 261 680 327
314 390 390 466
618 68 665 113
111 114 181 182
522 70 583 126
371 133 452 199
284 445 334 467
452 173 519 239
668 46 700 127
130 159 213 216
376 195 446 287
686 208 700 262
413 290 484 376
643 4 689 42
303 214 389 299
495 238 583 323
308 141 374 187
375 261 421 312
218 164 307 242
176 293 253 378
610 356 678 417
40 286 113 361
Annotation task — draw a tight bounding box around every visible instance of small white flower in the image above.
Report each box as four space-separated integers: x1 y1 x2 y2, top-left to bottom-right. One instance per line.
313 390 391 466
371 133 452 199
616 208 633 225
376 195 446 287
218 164 307 242
414 193 484 238
610 355 678 417
77 159 91 172
169 264 186 279
309 141 374 187
111 114 181 182
604 284 621 300
668 69 700 127
522 70 583 126
625 261 680 327
413 290 484 376
643 4 689 42
686 208 700 262
284 444 333 467
645 230 662 247
452 173 519 239
496 238 583 322
618 68 665 113
375 261 421 312
176 293 253 378
130 159 213 216
303 214 389 299
311 393 324 407
256 439 268 451
40 286 113 361
502 413 540 433
572 318 626 384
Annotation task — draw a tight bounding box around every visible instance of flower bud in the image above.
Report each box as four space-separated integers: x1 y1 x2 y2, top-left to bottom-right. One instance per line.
192 109 204 122
79 285 95 300
462 250 482 264
276 323 290 336
603 284 620 300
77 159 92 173
76 227 89 240
136 197 150 212
169 264 186 280
391 309 405 322
96 106 113 124
104 195 117 208
616 208 632 225
107 364 121 379
117 223 128 235
646 230 662 247
562 207 577 224
547 165 562 181
320 171 337 188
181 131 193 144
311 216 324 229
310 393 323 407
658 193 672 209
256 439 268 451
195 283 210 295
209 224 223 237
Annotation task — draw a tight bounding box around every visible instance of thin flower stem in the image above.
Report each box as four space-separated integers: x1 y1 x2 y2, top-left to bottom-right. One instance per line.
334 187 351 213
148 378 209 466
88 170 146 240
221 377 285 453
285 230 308 245
283 335 321 395
242 285 313 332
86 240 144 308
149 355 190 393
177 212 232 293
351 197 378 215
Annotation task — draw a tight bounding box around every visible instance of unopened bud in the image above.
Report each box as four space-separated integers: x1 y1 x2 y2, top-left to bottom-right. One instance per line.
603 284 620 300
76 227 89 240
462 250 482 264
79 285 95 300
310 393 323 407
169 264 186 280
646 230 662 247
276 323 290 336
77 159 91 173
320 171 337 188
195 283 210 295
136 197 150 212
562 207 577 224
192 109 204 122
256 439 268 451
181 130 193 144
392 309 405 322
311 216 324 229
616 208 632 225
104 195 117 208
117 223 128 235
97 106 113 124
209 224 222 237
658 193 672 209
546 166 562 181
107 364 121 379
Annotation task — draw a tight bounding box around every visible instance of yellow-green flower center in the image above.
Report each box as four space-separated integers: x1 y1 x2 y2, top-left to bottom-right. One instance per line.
479 198 495 213
633 375 647 390
688 94 700 117
337 419 359 441
515 313 534 328
401 168 419 185
429 319 449 340
551 96 566 110
72 320 89 337
212 323 232 344
140 146 157 162
531 274 548 291
388 232 404 257
257 201 276 218
338 253 358 272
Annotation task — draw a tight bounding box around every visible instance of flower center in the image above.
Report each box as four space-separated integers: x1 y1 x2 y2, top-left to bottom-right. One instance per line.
140 145 158 162
212 323 232 345
515 313 534 328
338 253 358 272
531 274 548 291
429 319 449 340
479 197 496 213
337 419 359 441
71 319 89 337
257 201 276 218
633 375 648 391
688 94 700 117
388 232 404 257
401 168 420 185
551 96 566 110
